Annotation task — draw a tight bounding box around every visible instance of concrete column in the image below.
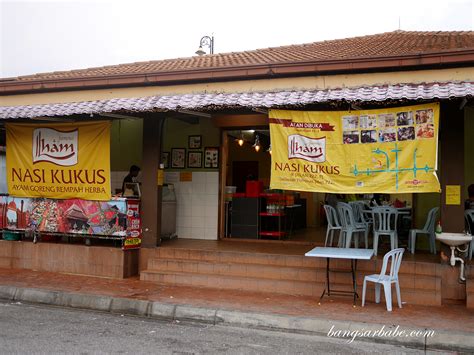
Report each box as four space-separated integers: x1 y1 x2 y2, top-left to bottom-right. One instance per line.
140 114 164 247
440 102 465 232
218 130 227 239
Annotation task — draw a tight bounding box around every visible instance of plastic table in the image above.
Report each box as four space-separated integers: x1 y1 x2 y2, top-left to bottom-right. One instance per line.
305 247 374 306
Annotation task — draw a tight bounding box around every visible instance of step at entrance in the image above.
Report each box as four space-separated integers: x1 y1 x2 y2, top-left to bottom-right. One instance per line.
140 247 441 304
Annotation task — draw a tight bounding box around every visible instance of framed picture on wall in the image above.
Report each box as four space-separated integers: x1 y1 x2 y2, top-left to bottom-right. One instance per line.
188 135 202 149
187 151 202 168
204 147 219 168
171 148 186 168
162 152 170 169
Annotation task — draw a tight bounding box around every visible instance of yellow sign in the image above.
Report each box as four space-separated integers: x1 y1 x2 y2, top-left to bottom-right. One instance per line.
124 237 141 247
445 185 461 205
6 121 111 200
269 103 440 193
180 172 193 182
157 169 164 186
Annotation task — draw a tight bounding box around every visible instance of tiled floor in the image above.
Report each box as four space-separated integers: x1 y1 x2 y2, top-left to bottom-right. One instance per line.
236 224 420 246
1 267 473 333
218 225 447 261
160 238 442 264
162 238 316 255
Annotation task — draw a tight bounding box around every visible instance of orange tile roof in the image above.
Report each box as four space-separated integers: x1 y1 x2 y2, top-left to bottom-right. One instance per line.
9 30 474 83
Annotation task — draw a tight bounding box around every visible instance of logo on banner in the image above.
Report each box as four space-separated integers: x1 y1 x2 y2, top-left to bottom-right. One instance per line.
32 128 78 166
405 179 428 186
288 134 326 163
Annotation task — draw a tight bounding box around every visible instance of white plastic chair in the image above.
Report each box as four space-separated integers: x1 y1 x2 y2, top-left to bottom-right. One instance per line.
323 204 342 247
465 209 474 260
337 202 368 248
372 206 398 256
362 248 405 311
349 201 373 229
408 207 438 254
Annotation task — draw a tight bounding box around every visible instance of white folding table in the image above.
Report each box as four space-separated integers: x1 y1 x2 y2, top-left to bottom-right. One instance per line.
305 247 374 306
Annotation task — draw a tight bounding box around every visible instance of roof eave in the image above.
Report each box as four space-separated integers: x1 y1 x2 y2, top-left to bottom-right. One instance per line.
1 50 474 95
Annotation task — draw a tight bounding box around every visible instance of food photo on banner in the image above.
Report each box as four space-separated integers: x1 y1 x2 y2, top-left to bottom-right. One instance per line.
4 197 127 235
269 103 440 194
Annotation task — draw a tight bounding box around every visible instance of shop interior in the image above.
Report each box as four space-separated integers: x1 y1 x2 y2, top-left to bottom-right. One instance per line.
223 129 425 244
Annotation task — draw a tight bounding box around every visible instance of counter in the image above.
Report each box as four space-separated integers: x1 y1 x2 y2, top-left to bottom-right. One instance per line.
229 193 306 239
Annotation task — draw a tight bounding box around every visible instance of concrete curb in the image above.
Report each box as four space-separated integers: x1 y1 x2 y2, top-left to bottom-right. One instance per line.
0 285 473 352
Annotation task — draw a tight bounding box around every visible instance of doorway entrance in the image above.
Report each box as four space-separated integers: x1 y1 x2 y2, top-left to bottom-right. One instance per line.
232 161 258 193
221 129 321 243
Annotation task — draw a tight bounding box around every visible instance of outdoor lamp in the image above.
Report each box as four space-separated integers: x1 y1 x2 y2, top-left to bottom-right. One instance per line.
195 35 214 55
267 144 272 155
253 134 261 152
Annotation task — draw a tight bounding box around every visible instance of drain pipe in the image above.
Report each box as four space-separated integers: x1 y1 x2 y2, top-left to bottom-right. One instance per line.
450 244 470 282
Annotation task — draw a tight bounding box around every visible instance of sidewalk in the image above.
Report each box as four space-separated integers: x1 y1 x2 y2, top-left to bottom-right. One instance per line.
0 268 473 352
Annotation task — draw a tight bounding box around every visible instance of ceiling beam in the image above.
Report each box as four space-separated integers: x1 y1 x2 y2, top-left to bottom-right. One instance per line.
212 113 268 128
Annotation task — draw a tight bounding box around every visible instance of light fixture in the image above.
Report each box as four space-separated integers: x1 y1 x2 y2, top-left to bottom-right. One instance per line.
267 144 272 155
236 131 244 146
253 134 261 152
195 35 214 55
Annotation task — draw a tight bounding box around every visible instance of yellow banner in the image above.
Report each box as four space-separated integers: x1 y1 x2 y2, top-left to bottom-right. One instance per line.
269 103 440 193
6 121 111 200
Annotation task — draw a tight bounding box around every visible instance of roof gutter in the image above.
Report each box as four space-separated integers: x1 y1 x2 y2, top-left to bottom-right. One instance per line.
1 50 474 95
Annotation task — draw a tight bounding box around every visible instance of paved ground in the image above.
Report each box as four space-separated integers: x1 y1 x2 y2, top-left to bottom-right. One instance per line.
0 301 439 354
0 268 473 352
0 268 472 333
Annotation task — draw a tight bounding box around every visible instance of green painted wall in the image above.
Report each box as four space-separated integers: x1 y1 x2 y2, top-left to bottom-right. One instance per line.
414 193 440 228
110 117 220 172
110 119 143 171
413 144 441 234
414 140 441 229
162 117 220 171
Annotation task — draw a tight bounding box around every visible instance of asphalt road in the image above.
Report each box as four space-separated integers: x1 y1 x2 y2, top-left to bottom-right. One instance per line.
0 300 438 354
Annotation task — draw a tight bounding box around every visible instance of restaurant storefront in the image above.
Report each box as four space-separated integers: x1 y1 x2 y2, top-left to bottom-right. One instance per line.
0 89 473 237
0 93 473 306
209 100 472 248
0 88 472 243
1 31 474 306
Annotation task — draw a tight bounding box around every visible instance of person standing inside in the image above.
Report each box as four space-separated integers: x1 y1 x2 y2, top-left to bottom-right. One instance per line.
122 165 140 194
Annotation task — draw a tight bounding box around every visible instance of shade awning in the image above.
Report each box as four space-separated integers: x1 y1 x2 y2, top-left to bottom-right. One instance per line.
0 81 473 119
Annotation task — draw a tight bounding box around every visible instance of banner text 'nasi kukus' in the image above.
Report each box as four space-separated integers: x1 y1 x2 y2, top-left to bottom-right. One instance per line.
6 121 111 200
269 103 440 194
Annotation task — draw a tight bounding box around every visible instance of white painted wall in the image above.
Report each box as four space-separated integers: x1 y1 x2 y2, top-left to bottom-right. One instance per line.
165 171 218 240
110 170 219 240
